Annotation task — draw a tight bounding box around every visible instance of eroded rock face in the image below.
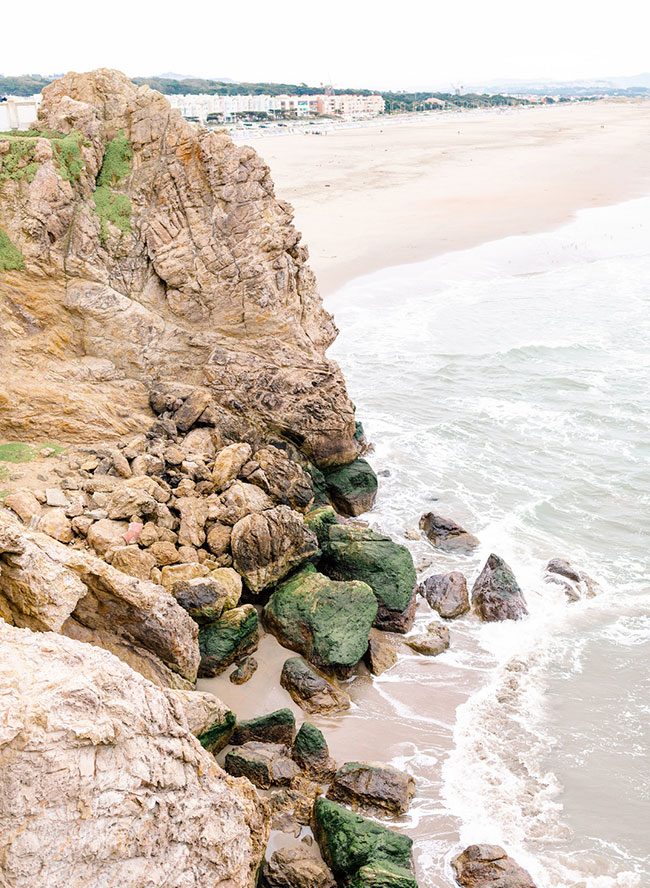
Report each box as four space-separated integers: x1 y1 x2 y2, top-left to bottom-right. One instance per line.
0 623 269 888
451 845 537 888
0 68 358 468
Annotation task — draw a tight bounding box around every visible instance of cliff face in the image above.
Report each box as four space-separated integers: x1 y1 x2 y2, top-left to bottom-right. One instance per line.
0 69 358 468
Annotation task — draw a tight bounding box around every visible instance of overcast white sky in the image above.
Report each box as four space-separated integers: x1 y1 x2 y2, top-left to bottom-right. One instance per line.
4 0 650 89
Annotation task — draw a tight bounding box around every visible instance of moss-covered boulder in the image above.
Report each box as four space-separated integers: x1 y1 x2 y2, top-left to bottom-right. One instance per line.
197 604 259 677
304 505 339 546
232 708 296 746
320 526 416 633
196 708 236 754
324 458 378 517
263 564 377 675
312 798 413 881
291 722 337 779
349 861 418 888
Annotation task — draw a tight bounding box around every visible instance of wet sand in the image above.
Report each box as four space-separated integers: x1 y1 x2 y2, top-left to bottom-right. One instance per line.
251 101 650 294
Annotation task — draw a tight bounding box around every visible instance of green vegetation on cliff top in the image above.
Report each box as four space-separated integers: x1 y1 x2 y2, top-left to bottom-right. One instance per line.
0 130 86 187
92 131 133 243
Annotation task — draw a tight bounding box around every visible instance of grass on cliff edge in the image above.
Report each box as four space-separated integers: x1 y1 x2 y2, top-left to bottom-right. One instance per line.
0 130 86 186
92 131 133 243
0 442 66 463
0 228 25 272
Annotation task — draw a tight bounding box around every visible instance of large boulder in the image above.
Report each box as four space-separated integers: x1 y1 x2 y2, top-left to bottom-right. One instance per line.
312 798 413 882
172 573 240 624
471 554 528 622
168 688 236 753
418 513 479 552
225 742 302 789
231 506 318 593
232 708 296 746
451 845 537 888
243 446 314 512
280 656 350 714
0 623 269 888
262 847 336 888
418 571 469 619
320 525 416 632
198 604 260 677
291 722 337 780
263 564 377 675
326 762 415 815
324 458 378 516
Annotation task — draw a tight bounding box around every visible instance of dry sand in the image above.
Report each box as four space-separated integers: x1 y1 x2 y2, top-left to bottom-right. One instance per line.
252 101 650 294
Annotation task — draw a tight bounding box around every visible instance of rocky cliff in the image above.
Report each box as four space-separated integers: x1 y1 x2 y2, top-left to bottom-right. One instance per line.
0 622 268 888
0 69 357 468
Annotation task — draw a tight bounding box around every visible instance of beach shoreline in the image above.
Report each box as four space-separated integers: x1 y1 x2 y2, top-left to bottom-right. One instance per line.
251 100 650 295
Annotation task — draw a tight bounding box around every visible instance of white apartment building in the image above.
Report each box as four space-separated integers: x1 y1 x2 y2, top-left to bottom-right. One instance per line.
0 95 41 130
167 92 385 122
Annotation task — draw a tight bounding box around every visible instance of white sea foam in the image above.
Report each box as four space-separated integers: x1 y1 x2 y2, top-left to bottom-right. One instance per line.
326 194 650 886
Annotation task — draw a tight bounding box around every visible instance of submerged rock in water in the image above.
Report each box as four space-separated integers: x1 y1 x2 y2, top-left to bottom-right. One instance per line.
225 741 302 789
544 558 599 602
231 506 318 593
419 571 470 619
198 604 259 677
291 722 337 780
471 554 528 622
263 564 377 675
280 656 350 714
232 708 296 746
0 623 268 888
451 844 537 887
324 458 378 516
418 513 479 552
320 525 416 633
262 846 336 888
326 762 415 815
312 798 414 882
406 622 450 656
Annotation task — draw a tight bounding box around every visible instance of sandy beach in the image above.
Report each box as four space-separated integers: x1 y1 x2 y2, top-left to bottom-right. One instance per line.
252 101 650 294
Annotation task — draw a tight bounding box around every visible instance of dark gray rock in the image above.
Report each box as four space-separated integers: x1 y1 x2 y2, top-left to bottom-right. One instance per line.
471 554 528 622
419 512 479 551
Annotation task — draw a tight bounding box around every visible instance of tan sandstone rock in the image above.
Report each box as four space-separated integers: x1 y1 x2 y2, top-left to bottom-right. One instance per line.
0 68 358 468
0 623 269 888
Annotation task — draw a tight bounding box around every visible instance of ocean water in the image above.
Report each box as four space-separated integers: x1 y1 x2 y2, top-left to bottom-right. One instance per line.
324 196 650 886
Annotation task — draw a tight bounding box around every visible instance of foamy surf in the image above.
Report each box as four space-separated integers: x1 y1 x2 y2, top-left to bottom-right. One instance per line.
324 194 650 886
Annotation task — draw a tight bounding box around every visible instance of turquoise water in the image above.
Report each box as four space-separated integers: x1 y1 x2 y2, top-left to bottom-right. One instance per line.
325 195 650 886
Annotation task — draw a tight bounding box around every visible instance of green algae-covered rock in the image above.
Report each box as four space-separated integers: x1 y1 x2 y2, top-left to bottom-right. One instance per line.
324 458 378 517
232 708 296 746
263 564 378 674
197 708 236 754
312 798 413 880
306 463 330 508
292 722 337 778
198 604 259 677
304 505 339 546
349 861 418 888
320 525 416 631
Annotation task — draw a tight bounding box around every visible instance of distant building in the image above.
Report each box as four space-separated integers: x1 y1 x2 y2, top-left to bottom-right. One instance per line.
0 95 41 130
166 92 385 123
424 97 447 108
